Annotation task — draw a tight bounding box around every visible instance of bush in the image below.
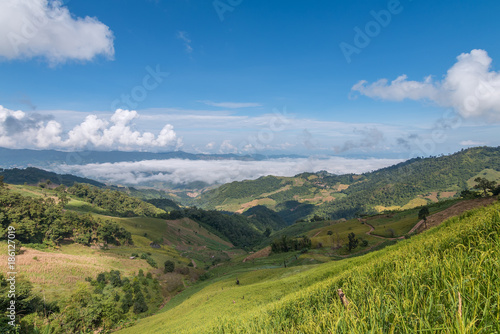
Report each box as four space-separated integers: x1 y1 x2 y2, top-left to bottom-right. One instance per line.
164 260 175 273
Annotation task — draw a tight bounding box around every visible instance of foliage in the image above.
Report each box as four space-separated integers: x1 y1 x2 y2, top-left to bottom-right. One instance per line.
270 235 311 253
168 207 264 249
0 167 105 187
164 260 175 273
0 184 132 246
473 176 497 196
241 205 289 231
418 206 430 221
197 147 500 223
140 253 158 268
347 232 358 251
146 198 181 212
67 183 164 217
40 270 162 333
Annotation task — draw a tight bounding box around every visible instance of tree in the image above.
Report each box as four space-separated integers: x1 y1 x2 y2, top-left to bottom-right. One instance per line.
418 206 430 228
347 232 358 251
133 291 148 314
473 177 497 196
263 227 272 237
164 260 175 273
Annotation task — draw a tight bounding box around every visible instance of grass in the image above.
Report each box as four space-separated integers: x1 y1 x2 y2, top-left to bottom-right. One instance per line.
306 219 379 251
467 168 500 187
367 198 462 238
117 200 500 334
0 242 152 302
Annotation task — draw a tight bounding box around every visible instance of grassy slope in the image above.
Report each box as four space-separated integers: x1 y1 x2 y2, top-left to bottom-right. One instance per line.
1 184 239 304
118 200 500 334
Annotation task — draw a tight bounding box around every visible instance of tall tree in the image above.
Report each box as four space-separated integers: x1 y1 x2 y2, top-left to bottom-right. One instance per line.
347 232 358 252
473 177 497 196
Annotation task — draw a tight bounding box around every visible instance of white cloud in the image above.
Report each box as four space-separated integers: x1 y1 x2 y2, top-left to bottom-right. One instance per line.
198 100 263 108
54 157 404 186
460 140 486 146
176 31 192 53
0 0 114 64
219 140 238 154
0 106 181 150
351 49 500 121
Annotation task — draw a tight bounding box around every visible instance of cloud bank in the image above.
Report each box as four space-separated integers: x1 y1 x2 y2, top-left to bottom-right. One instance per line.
0 106 181 150
351 49 500 120
0 0 114 64
198 101 263 108
54 157 403 186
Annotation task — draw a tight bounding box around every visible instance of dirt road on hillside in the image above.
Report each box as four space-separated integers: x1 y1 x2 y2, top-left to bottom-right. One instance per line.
417 197 497 233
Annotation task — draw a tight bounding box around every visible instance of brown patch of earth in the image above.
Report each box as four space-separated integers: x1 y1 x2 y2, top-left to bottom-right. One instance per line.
242 246 271 262
418 197 497 233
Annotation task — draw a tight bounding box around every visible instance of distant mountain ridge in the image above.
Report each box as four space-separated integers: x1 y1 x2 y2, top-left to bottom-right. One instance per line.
0 167 105 187
195 146 500 223
0 147 305 168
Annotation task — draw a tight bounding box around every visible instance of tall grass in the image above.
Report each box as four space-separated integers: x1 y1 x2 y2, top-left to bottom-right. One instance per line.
118 201 500 333
210 202 500 333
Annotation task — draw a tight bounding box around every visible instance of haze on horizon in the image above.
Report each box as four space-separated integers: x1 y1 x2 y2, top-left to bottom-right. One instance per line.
1 0 500 170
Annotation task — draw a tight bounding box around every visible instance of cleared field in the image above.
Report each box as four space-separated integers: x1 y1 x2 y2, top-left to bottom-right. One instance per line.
0 243 152 301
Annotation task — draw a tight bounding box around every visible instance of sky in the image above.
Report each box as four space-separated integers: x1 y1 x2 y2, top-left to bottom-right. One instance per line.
1 0 500 184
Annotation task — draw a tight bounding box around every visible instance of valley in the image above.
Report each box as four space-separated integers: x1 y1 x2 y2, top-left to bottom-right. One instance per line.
0 146 499 333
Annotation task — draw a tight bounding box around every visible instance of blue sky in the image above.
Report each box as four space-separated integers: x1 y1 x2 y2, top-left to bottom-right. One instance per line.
1 0 500 160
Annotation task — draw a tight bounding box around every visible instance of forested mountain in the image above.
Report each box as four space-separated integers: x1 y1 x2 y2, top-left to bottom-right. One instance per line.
196 147 500 222
0 167 105 187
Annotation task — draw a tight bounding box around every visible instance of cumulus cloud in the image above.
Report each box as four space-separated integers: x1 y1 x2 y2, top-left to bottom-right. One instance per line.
0 106 181 150
0 0 114 64
219 140 238 154
54 157 404 186
198 101 263 108
351 49 500 120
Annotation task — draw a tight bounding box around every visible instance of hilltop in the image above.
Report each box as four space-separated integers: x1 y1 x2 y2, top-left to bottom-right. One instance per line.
195 146 500 223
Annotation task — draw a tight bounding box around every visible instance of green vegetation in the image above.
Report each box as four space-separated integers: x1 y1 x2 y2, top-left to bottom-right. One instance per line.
0 179 132 246
67 183 164 217
117 200 500 334
270 235 311 253
197 147 500 223
19 270 162 333
0 167 105 187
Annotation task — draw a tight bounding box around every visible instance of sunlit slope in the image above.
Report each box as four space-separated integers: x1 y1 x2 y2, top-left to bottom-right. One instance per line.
196 147 500 222
118 201 500 333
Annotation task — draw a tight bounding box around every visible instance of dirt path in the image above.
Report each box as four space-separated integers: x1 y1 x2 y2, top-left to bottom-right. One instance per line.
312 230 322 238
364 197 497 240
363 221 404 240
417 196 497 233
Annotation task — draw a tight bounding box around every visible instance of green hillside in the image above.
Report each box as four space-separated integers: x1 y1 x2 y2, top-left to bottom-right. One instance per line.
0 178 254 333
0 167 105 187
117 200 500 334
196 147 500 222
